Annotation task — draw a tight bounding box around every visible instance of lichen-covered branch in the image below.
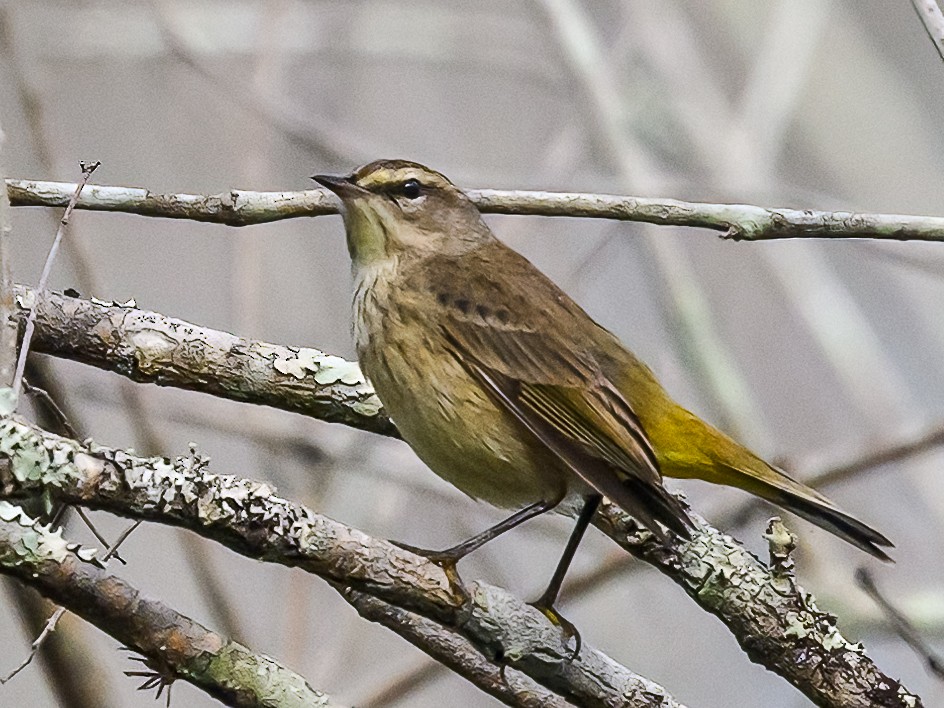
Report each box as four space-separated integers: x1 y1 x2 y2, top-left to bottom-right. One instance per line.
593 504 920 708
11 286 394 437
0 501 337 708
8 178 944 241
342 590 572 708
0 416 685 708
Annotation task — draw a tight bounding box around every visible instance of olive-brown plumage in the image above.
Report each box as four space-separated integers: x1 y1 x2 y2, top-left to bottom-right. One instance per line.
314 160 893 589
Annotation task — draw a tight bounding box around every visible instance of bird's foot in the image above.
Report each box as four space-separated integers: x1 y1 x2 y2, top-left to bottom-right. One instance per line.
529 598 582 662
389 540 471 612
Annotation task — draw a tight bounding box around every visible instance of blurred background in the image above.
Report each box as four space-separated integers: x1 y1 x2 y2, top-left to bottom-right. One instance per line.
1 1 944 706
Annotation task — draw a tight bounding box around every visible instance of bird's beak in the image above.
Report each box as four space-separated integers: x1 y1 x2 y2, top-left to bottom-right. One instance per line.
312 173 365 198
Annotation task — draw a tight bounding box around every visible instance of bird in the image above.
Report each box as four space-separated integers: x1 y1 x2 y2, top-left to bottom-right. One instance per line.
313 159 893 645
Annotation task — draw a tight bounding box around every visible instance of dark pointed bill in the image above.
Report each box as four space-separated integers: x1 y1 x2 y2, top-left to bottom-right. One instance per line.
312 173 365 198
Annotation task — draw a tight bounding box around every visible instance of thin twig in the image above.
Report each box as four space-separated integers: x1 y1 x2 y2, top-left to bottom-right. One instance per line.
0 126 14 391
11 161 100 398
100 519 142 563
0 606 66 683
2 508 142 682
73 508 127 565
22 379 79 438
9 177 944 241
912 0 944 63
856 568 944 681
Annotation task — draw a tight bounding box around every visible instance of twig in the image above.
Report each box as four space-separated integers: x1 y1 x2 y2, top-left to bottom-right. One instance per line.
0 127 14 391
0 605 66 684
856 568 944 681
4 579 115 707
9 177 944 241
11 161 100 398
73 508 127 566
101 519 142 563
912 0 944 63
22 379 79 439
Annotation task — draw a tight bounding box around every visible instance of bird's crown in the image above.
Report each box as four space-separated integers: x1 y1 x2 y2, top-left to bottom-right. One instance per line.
351 159 456 193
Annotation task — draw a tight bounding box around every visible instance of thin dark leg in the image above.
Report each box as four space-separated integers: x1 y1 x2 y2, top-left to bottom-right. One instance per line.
534 494 601 607
530 494 602 660
391 497 562 630
393 497 560 563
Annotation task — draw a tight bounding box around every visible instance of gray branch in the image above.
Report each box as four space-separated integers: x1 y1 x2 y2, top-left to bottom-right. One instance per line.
12 286 394 437
8 178 944 241
342 589 573 708
7 289 923 706
0 501 338 708
912 0 944 64
0 415 684 708
593 505 919 708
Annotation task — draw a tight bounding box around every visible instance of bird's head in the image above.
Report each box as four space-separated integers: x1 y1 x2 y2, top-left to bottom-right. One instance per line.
313 160 492 267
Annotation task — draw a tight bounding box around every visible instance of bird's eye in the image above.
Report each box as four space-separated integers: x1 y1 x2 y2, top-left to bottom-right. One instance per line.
402 179 421 199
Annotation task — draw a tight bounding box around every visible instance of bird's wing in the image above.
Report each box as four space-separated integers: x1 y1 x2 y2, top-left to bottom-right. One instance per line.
440 316 692 538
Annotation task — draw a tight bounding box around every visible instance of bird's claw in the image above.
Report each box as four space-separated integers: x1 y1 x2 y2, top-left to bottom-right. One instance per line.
389 540 471 613
529 600 582 662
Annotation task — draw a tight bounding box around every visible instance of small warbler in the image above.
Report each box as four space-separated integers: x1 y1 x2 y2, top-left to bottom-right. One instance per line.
314 160 892 640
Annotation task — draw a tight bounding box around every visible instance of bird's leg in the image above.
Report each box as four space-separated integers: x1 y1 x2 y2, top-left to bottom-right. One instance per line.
392 498 559 567
391 498 561 620
529 494 602 662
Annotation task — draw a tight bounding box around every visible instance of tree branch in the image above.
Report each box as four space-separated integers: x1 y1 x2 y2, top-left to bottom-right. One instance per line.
0 501 339 708
0 414 919 707
8 178 944 241
11 286 394 437
593 505 918 708
342 589 573 708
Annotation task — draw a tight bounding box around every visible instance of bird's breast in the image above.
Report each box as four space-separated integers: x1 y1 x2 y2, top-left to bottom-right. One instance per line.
351 269 570 509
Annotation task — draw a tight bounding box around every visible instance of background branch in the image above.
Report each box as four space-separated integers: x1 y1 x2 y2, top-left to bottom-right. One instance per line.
0 132 14 392
8 178 944 241
913 0 944 63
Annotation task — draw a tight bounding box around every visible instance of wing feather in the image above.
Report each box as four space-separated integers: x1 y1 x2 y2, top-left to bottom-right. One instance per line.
441 323 692 538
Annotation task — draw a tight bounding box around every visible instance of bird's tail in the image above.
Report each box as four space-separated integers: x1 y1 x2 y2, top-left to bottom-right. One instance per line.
713 460 894 561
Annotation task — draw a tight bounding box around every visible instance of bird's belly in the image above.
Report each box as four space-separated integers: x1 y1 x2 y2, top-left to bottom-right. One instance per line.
362 336 569 510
